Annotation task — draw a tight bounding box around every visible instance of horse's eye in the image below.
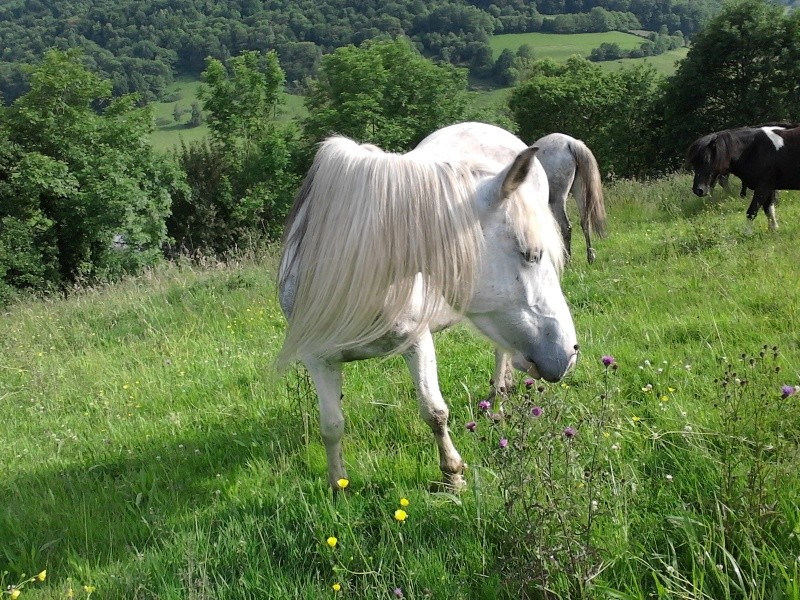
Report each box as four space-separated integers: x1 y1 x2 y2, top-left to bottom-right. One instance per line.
521 248 541 263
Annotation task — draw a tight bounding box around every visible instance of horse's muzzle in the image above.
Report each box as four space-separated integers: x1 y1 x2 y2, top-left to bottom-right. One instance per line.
513 350 577 383
693 187 706 197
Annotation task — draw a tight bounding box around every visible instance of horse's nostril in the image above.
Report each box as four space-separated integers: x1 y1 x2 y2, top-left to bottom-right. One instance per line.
694 188 705 197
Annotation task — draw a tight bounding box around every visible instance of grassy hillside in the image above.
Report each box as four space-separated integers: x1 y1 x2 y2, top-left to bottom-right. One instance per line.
490 31 688 75
490 31 645 61
2 176 800 598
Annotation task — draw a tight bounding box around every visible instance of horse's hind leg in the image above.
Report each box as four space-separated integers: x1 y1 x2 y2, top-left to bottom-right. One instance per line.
763 190 778 230
550 197 572 259
305 358 349 490
404 331 466 491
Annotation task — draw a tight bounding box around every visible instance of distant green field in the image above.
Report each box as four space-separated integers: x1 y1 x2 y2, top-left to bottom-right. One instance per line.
490 31 646 61
149 77 308 152
490 31 687 75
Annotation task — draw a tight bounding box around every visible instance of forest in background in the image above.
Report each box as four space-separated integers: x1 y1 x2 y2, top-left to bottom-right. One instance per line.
1 0 723 103
2 0 800 304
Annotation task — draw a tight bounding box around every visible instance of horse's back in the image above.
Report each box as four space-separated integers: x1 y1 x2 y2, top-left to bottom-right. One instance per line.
413 121 526 165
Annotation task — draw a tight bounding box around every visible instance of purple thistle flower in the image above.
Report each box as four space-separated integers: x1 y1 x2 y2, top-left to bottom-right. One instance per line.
466 421 477 432
393 588 404 598
531 406 543 417
601 355 616 367
499 438 508 448
524 378 535 388
563 426 577 439
478 400 491 411
781 385 796 399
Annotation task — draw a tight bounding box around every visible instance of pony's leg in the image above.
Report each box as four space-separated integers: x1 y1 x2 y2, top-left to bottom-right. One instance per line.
485 349 514 401
572 180 596 264
582 228 595 264
763 190 778 230
550 197 572 259
403 331 466 490
744 193 761 235
305 358 349 490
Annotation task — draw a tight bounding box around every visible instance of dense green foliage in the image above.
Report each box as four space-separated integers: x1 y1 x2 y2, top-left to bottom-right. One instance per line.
510 56 663 178
2 1 800 303
0 49 186 304
303 38 470 152
658 0 800 165
0 0 721 103
168 50 299 254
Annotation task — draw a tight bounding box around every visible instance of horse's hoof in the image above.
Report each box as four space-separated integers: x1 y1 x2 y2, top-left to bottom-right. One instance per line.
432 470 467 493
587 249 596 264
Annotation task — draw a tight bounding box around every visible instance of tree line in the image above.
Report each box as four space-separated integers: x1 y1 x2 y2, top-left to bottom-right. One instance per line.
1 0 798 305
0 0 722 103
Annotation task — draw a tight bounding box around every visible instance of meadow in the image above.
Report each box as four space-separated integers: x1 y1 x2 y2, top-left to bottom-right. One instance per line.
2 175 799 599
488 31 688 75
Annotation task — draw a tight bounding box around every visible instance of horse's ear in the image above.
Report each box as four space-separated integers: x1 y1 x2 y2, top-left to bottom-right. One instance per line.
500 145 539 199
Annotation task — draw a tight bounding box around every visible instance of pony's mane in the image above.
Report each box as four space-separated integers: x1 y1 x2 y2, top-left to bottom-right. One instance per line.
685 132 717 168
277 136 484 366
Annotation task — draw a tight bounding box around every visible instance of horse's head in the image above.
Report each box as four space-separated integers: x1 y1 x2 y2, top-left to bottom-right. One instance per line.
686 131 736 197
466 146 578 383
686 133 719 197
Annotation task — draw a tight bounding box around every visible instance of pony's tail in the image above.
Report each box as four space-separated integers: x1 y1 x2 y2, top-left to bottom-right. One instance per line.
570 139 606 238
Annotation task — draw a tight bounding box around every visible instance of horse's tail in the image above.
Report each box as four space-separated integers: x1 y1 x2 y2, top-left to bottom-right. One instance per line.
569 139 606 238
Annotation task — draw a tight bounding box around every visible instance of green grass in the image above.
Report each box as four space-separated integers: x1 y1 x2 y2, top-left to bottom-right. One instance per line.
3 178 800 598
490 31 647 60
490 31 688 75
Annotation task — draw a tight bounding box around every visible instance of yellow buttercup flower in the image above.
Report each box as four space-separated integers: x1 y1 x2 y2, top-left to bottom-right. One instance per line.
326 536 338 548
36 570 47 581
337 478 349 489
394 509 408 522
83 585 96 594
332 583 342 592
399 498 409 507
10 590 20 600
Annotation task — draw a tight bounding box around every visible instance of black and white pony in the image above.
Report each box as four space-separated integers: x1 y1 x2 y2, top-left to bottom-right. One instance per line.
686 125 800 231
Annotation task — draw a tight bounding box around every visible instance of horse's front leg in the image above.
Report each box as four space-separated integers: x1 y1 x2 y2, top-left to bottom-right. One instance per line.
305 358 349 490
403 331 466 491
744 192 762 234
485 349 514 401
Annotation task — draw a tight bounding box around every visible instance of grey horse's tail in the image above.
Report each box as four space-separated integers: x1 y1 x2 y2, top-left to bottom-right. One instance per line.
569 139 606 238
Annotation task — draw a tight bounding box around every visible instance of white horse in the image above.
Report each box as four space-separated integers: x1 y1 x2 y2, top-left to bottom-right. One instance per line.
534 133 606 265
277 122 578 491
487 133 606 396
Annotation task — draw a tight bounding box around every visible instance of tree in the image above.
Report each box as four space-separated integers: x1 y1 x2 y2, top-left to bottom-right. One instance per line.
659 0 800 167
0 49 186 298
303 37 469 152
509 56 663 178
189 101 203 127
170 50 299 254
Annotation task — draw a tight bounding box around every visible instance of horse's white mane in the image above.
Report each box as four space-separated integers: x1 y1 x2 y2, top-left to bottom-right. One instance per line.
277 136 484 366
